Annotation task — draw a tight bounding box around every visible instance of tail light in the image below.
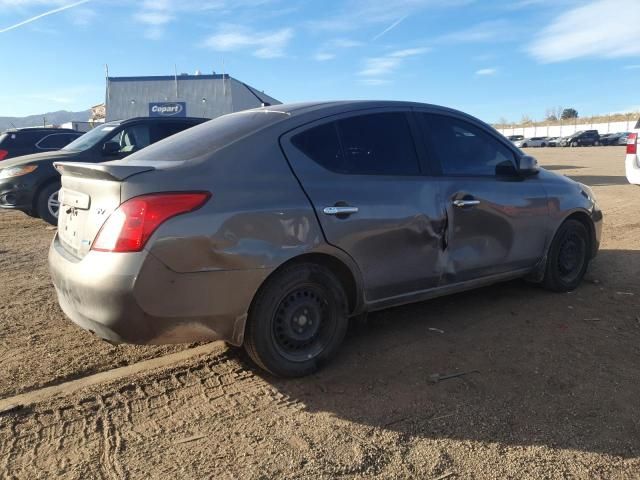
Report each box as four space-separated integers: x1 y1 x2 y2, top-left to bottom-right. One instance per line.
0 150 8 160
92 192 210 253
627 133 638 155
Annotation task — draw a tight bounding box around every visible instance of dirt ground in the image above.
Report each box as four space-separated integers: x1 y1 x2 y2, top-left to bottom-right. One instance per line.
1 146 639 479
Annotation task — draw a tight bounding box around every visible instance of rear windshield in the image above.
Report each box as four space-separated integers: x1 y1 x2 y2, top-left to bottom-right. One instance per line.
127 111 288 162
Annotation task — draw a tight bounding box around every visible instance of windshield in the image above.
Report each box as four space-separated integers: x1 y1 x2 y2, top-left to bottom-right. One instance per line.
0 133 8 146
63 123 119 151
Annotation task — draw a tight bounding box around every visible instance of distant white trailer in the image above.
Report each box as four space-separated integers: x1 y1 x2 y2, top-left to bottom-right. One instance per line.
60 121 94 132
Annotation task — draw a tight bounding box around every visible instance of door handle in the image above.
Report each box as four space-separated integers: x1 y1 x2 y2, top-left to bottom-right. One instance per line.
323 206 359 216
452 199 480 208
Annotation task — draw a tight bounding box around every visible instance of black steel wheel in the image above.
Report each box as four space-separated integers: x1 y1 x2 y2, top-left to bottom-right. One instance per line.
244 263 349 377
543 219 590 292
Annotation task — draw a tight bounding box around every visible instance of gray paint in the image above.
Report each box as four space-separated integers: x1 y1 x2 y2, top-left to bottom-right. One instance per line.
49 101 603 349
106 74 280 121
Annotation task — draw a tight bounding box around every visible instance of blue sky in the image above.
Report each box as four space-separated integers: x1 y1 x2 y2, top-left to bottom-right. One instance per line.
1 0 639 123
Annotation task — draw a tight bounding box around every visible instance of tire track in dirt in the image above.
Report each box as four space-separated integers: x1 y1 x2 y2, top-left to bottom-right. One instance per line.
0 352 303 478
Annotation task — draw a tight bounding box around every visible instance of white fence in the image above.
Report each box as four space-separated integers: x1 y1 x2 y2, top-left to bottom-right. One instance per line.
496 119 638 138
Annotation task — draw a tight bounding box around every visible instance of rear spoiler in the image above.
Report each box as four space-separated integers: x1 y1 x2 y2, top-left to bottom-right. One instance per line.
54 162 155 182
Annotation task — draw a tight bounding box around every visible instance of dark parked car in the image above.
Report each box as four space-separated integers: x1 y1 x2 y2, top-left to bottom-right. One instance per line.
560 130 600 147
49 101 602 378
600 132 630 146
0 117 206 224
0 127 82 161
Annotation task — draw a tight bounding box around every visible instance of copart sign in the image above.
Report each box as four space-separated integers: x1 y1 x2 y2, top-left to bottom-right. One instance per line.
149 102 186 117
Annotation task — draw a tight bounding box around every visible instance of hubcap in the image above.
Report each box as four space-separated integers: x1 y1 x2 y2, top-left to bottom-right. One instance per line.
48 190 60 218
272 286 329 361
557 233 586 282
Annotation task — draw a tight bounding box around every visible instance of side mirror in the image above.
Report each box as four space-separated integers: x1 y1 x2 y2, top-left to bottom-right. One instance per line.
518 155 539 176
102 141 120 156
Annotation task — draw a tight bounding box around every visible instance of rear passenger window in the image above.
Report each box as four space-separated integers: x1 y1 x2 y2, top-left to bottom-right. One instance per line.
38 134 77 149
291 123 344 172
292 112 420 175
151 122 192 143
423 114 515 176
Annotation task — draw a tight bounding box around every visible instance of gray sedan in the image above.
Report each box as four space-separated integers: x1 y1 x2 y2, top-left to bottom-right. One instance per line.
49 101 603 377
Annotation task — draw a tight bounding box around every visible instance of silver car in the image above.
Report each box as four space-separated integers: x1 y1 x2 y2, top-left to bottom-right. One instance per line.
49 101 603 377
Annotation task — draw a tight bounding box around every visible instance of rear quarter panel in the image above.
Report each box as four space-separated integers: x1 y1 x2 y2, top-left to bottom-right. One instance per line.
121 129 328 273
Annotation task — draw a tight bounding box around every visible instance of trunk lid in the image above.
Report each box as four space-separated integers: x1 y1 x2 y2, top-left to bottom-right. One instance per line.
54 161 155 258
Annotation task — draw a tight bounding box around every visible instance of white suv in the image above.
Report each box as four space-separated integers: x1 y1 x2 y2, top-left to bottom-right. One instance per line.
625 123 640 185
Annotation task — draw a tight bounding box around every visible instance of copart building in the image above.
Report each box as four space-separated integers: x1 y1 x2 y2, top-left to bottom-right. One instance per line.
105 73 280 121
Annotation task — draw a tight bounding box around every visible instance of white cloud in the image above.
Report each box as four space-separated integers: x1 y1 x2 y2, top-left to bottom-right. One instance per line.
358 47 428 84
132 0 281 40
359 78 391 86
476 67 497 76
390 47 430 57
436 20 509 44
312 38 364 62
309 0 472 32
314 52 336 62
203 24 294 58
528 0 640 62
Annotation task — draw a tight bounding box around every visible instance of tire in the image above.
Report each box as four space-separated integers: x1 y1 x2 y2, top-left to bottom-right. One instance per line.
36 182 61 226
541 143 546 147
571 141 578 148
542 220 590 292
522 143 528 148
244 263 349 377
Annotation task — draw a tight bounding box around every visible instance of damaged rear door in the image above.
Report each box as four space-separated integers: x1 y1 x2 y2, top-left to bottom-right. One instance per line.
281 108 447 303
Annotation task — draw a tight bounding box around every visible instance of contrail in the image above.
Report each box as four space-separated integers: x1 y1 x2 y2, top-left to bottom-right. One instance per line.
372 14 409 41
0 0 91 34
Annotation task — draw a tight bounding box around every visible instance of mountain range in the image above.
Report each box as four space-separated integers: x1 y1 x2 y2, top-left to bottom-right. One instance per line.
0 110 91 131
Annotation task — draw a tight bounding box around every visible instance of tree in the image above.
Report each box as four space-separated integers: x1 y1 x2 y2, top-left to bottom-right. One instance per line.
520 114 533 125
544 108 558 121
561 108 579 120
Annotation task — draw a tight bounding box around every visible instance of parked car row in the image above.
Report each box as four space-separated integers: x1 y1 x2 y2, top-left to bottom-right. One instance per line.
507 131 630 148
0 117 206 224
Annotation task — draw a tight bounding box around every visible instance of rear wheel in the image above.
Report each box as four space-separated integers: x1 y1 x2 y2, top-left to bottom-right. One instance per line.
571 141 579 147
542 220 590 292
36 182 61 226
244 263 349 377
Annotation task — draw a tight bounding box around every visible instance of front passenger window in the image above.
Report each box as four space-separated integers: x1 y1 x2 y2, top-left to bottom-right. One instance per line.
423 114 516 176
105 125 151 154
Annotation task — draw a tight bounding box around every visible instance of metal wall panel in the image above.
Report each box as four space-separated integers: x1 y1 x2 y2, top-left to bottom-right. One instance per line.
106 75 280 121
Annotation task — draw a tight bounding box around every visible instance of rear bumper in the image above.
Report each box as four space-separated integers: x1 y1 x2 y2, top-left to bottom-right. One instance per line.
48 235 271 346
626 154 640 185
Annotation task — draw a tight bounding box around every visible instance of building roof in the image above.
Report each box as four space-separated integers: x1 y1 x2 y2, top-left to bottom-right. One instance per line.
105 74 280 121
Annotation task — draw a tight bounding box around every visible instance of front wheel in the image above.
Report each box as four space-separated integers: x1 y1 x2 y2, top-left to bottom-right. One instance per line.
542 220 590 292
244 263 349 377
36 183 61 226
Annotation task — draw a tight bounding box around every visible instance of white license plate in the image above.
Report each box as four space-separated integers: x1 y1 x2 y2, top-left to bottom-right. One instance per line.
58 209 81 251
